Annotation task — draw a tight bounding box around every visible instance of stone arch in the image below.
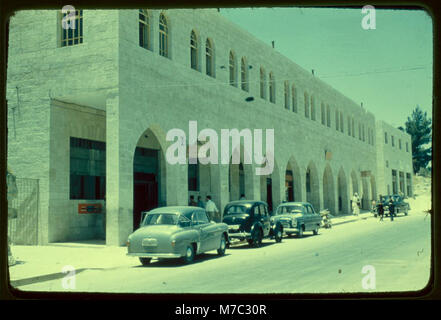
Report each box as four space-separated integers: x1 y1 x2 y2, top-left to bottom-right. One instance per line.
370 175 377 202
229 143 254 202
132 126 168 230
259 156 280 212
285 156 302 202
306 161 320 211
337 167 349 215
350 170 359 196
323 164 335 214
361 177 370 210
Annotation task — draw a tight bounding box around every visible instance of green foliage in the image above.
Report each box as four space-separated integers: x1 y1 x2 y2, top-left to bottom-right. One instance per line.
402 106 432 173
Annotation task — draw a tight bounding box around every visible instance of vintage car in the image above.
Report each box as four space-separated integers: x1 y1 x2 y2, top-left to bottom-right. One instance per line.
127 206 229 265
222 200 283 247
271 202 322 237
377 195 410 216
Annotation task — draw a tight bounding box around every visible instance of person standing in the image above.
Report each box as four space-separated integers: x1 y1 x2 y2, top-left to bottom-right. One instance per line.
389 197 395 221
240 194 246 200
352 193 360 216
197 196 205 209
205 195 219 222
188 195 197 207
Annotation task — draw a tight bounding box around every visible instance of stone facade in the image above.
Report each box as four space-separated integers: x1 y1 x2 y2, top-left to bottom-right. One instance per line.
6 9 413 246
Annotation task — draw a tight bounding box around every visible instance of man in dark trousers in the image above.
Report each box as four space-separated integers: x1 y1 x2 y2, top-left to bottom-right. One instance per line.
377 196 384 222
388 197 395 221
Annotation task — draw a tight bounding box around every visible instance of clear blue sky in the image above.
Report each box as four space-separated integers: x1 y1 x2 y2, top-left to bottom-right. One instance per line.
220 7 433 129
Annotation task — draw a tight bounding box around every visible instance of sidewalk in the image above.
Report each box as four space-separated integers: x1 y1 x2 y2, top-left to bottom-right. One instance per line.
331 209 374 226
8 241 135 288
7 210 375 288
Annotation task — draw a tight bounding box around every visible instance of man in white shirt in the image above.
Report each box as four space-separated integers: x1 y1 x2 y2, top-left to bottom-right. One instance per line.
205 195 219 222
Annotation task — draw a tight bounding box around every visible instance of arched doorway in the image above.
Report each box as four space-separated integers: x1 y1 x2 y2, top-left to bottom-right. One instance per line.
361 177 370 210
306 161 320 211
323 165 335 214
337 168 349 215
188 142 213 206
228 145 253 202
132 128 166 230
259 158 280 212
370 175 377 202
285 157 302 202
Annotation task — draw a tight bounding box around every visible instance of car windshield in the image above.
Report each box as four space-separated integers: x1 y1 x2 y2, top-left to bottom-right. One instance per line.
143 213 179 226
225 204 251 215
277 205 304 214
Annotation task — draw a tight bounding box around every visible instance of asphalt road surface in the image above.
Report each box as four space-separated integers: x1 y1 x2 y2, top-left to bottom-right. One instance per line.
16 213 431 294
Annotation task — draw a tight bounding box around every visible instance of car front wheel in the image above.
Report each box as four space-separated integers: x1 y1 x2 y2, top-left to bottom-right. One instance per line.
183 245 195 264
298 225 304 238
139 257 151 266
249 229 263 248
217 235 227 255
313 227 319 235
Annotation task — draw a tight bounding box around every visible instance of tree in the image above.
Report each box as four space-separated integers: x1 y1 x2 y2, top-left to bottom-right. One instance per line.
402 106 432 173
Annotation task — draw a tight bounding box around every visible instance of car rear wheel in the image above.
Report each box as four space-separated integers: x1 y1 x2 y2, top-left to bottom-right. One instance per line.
274 225 283 243
139 257 151 266
183 245 195 264
217 235 227 255
313 227 319 235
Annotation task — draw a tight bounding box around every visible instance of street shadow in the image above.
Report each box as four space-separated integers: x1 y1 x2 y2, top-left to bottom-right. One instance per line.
227 241 276 250
10 267 104 288
133 252 231 268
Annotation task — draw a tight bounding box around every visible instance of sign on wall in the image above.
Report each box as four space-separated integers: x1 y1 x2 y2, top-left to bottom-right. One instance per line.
78 203 102 214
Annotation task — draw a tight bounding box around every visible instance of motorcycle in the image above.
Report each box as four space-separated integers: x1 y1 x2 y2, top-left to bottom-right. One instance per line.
320 209 333 229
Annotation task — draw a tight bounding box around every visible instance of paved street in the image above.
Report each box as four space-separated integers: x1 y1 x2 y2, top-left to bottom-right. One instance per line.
10 212 431 294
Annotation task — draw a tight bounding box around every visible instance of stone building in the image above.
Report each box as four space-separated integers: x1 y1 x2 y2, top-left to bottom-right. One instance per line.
6 9 413 246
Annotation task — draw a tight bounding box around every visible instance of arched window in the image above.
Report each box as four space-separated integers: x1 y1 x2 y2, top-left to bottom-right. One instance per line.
321 103 325 125
229 51 237 87
269 72 276 103
304 92 309 118
205 38 215 77
335 110 339 131
310 95 315 120
352 117 355 137
284 81 290 109
326 105 331 127
190 30 199 70
241 57 248 91
260 67 266 99
139 9 151 50
340 111 344 133
159 13 169 58
347 116 351 136
292 85 297 112
61 9 83 47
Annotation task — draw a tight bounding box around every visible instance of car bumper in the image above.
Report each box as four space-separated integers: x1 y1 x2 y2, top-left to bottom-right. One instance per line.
228 231 252 241
127 252 182 259
283 227 300 234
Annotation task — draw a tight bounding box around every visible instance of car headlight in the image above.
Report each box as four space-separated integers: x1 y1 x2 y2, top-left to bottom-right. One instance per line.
171 239 176 247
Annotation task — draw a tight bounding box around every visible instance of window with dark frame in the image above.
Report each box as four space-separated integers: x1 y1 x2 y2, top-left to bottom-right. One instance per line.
61 9 83 47
70 137 105 200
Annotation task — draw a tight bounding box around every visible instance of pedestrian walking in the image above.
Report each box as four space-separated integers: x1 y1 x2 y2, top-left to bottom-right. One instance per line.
352 193 360 216
205 195 219 222
197 196 205 209
188 195 197 206
377 196 384 222
240 194 246 200
389 197 395 221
